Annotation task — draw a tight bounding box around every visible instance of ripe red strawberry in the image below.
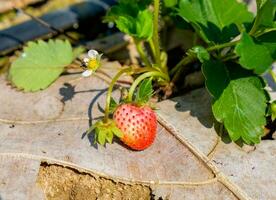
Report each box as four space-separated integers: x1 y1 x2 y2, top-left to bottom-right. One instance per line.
113 104 157 150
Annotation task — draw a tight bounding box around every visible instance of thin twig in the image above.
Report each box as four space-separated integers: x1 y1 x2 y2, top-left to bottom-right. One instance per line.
157 114 252 200
207 124 223 158
0 117 90 125
0 152 218 187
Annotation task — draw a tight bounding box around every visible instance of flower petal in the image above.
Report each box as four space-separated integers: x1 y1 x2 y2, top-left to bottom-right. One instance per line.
88 49 99 59
82 70 93 77
83 57 89 63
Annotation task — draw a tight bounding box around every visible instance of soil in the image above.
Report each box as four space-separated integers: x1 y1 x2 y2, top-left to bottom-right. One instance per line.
36 163 153 200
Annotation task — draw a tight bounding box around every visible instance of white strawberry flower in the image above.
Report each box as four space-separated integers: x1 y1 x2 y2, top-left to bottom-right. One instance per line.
82 49 102 77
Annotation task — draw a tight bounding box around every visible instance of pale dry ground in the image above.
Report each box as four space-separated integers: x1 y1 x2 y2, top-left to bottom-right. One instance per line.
0 59 275 199
0 1 274 199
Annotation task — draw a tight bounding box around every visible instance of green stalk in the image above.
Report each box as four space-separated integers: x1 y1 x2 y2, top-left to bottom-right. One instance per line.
221 54 238 62
170 54 196 76
133 66 160 74
153 0 162 70
255 27 276 37
149 38 156 59
104 67 132 122
206 40 239 52
192 33 198 46
170 39 239 79
128 71 169 102
134 40 151 67
104 66 160 122
249 4 262 36
171 56 197 83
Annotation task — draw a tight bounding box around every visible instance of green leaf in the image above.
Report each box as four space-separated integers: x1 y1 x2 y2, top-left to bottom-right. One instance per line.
106 130 114 144
235 32 274 74
90 120 121 145
201 59 229 98
106 1 153 40
190 46 210 63
136 78 153 103
98 129 107 145
115 10 153 40
118 0 152 10
164 0 178 7
112 126 123 138
73 46 86 59
255 0 276 29
9 40 73 92
202 60 267 144
178 0 253 43
257 0 268 8
257 30 276 59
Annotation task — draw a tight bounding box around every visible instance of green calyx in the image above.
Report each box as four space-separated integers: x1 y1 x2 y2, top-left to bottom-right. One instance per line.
87 119 123 145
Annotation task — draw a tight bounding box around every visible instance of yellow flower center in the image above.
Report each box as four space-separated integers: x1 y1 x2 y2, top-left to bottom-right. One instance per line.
88 58 98 70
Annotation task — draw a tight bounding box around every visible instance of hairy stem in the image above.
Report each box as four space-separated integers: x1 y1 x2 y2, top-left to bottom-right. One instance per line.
134 40 151 67
255 27 276 37
128 71 169 102
149 38 156 60
170 54 196 76
206 40 239 52
171 55 197 83
153 0 162 69
249 3 262 36
221 54 238 62
133 66 161 74
170 39 239 81
104 67 132 122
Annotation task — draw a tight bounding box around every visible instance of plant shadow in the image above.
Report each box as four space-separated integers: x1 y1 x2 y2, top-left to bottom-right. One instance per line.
170 88 214 129
171 88 256 147
86 88 109 149
59 80 131 149
59 83 107 103
59 82 109 149
213 123 245 146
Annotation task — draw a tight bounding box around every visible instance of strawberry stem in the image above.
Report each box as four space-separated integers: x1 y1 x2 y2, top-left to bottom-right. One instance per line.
153 0 164 72
104 67 132 122
149 38 156 60
134 39 152 68
127 71 169 102
170 40 239 83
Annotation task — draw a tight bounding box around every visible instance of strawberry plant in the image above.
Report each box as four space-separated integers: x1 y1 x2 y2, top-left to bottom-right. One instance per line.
89 0 276 147
9 0 276 149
